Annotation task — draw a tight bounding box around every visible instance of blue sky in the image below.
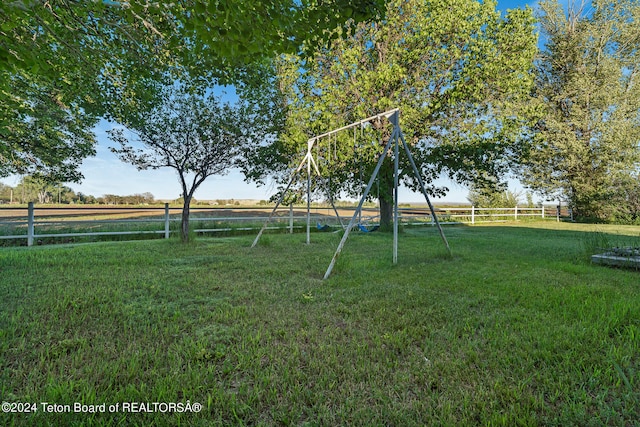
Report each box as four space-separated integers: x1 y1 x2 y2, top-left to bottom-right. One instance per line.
3 0 542 204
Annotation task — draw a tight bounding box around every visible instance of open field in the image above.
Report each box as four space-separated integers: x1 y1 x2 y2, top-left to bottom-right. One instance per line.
1 222 638 426
0 204 558 247
0 206 344 246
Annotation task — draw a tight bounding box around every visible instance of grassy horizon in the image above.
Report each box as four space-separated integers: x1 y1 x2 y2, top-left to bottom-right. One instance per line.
1 222 638 426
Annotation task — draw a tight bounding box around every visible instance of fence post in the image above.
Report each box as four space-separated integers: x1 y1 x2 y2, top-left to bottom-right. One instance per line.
515 205 518 221
27 202 34 246
471 206 475 225
164 203 170 238
289 203 293 234
542 206 545 219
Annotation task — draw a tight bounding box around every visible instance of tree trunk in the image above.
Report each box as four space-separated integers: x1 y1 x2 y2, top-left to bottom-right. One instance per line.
378 157 394 232
181 196 192 243
38 190 47 204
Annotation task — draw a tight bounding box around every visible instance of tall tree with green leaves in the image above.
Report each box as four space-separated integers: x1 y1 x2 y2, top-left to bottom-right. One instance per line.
1 0 386 182
13 176 58 204
108 83 282 242
1 1 387 81
0 72 97 182
466 183 522 208
1 1 176 181
521 0 640 220
263 0 538 229
0 182 13 203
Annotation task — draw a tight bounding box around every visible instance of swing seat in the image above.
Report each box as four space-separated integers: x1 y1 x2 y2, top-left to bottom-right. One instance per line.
358 224 379 233
317 222 331 231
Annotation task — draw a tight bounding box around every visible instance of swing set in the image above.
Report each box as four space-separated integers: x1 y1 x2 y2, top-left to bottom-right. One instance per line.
252 108 451 279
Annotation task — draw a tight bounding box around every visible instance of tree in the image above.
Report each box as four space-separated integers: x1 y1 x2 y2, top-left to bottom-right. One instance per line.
1 1 386 182
608 174 640 224
263 0 538 229
102 194 120 205
521 0 640 220
1 2 174 181
466 183 522 208
0 72 97 182
73 192 101 204
1 1 387 81
0 183 13 203
13 176 57 203
108 84 281 242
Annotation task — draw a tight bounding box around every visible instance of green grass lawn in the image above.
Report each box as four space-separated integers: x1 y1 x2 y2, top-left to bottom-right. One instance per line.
1 222 638 426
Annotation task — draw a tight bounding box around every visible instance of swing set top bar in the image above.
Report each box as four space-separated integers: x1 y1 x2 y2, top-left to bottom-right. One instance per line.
308 108 400 144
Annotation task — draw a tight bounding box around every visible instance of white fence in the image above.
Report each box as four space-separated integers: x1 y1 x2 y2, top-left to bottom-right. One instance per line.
0 203 567 247
420 205 570 225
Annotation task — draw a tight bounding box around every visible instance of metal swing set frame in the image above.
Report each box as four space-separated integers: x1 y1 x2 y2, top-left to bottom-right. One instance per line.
252 108 451 279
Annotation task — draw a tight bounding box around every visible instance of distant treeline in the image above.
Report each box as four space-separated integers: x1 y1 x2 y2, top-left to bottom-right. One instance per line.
0 176 158 205
0 177 274 206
